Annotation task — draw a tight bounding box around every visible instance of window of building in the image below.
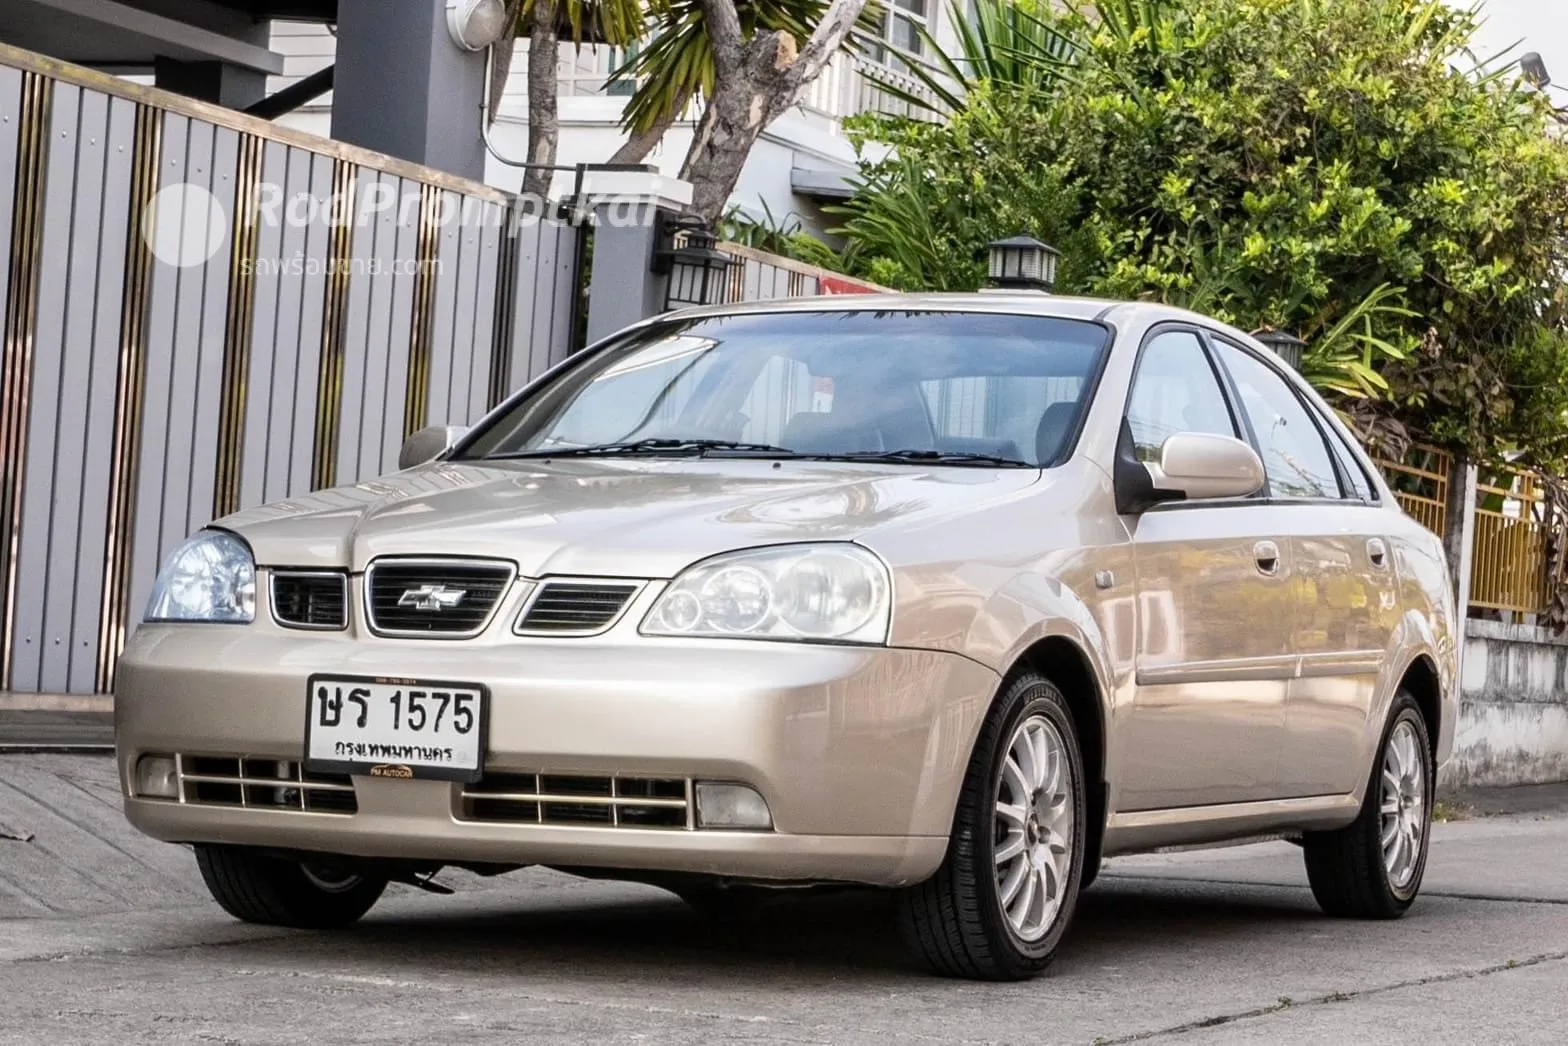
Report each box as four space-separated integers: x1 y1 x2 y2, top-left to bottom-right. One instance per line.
867 0 929 67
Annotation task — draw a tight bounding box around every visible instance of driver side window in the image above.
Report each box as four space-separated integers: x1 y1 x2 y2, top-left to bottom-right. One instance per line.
1126 331 1238 463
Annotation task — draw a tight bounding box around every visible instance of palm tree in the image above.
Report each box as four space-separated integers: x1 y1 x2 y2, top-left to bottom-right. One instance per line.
861 0 1075 115
607 0 875 220
491 0 872 221
604 0 876 165
489 0 649 198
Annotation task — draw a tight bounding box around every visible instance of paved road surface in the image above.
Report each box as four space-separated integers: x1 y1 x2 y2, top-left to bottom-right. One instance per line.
1 755 1564 1044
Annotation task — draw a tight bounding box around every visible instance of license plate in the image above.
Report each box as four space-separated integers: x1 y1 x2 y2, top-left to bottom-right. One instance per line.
305 675 488 782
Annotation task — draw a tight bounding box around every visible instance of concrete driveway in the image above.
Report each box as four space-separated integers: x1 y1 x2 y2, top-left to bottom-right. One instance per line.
1 755 1564 1044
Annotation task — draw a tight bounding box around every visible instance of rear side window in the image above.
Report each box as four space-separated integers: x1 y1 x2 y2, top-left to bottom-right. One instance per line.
1125 330 1237 463
1213 342 1341 499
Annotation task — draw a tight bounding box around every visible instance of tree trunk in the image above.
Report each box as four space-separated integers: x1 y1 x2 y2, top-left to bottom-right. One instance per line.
681 83 767 223
523 0 560 200
486 1 522 125
609 103 685 165
681 0 867 226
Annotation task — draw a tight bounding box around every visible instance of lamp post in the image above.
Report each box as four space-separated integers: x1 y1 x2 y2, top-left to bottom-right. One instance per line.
987 234 1059 292
654 213 733 310
1254 328 1307 370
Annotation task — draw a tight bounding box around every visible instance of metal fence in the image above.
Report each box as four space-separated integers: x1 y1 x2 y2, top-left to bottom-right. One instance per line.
0 44 582 695
717 242 885 303
1471 468 1552 617
1370 443 1556 620
1371 444 1451 538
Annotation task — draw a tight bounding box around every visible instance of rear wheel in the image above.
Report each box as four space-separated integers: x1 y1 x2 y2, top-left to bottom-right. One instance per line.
1303 695 1433 919
897 673 1086 980
195 845 387 929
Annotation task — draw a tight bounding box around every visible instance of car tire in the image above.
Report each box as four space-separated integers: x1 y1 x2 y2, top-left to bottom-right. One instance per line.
1302 694 1433 919
897 672 1086 980
194 845 387 929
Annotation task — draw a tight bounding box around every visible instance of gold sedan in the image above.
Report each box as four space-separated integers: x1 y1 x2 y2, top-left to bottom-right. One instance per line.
116 295 1457 980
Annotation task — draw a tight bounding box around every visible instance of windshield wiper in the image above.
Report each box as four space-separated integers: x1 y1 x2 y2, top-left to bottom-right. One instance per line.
489 438 798 460
802 449 1035 467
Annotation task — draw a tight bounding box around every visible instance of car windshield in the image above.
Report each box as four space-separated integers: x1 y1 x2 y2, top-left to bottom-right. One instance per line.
457 310 1111 468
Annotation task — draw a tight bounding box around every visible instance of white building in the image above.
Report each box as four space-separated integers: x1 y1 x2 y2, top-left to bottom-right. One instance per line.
268 6 964 234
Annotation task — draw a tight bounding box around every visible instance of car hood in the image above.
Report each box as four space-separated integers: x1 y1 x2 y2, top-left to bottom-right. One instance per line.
216 458 1045 577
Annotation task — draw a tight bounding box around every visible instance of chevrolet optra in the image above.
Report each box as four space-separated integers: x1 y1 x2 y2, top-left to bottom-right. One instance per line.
117 295 1457 980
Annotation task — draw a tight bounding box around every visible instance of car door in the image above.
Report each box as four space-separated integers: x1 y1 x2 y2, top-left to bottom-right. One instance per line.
1118 328 1295 812
1209 339 1399 797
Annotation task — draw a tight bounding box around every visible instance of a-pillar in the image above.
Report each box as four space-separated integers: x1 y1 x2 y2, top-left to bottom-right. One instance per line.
331 0 488 181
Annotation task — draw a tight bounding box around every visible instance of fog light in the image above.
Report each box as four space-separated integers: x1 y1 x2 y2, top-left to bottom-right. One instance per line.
695 782 773 830
135 755 178 799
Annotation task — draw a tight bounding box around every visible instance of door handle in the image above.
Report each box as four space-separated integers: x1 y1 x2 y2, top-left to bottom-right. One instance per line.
1253 540 1281 576
1367 538 1388 569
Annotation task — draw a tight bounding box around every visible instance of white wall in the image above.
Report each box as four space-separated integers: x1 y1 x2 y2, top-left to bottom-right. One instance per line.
1448 619 1568 788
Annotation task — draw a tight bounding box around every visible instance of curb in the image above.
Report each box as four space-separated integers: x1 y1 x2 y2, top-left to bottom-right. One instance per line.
0 693 114 713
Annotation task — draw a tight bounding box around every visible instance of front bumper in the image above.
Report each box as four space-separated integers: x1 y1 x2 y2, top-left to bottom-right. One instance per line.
115 624 997 886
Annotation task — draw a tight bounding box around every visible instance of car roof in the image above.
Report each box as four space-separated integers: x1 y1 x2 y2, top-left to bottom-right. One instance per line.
662 292 1255 343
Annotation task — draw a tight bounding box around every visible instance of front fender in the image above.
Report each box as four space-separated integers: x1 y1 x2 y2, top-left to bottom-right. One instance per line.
980 571 1120 711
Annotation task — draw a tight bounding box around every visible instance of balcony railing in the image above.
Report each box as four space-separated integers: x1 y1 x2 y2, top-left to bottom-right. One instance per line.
543 44 944 123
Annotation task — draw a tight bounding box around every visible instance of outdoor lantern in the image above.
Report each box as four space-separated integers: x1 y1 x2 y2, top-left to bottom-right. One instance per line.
1254 328 1308 370
1523 51 1552 89
446 0 511 51
987 234 1059 292
655 212 733 310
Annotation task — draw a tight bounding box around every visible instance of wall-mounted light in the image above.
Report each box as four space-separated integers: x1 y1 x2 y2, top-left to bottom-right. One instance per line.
1253 328 1308 370
447 0 511 51
987 234 1059 292
654 213 733 310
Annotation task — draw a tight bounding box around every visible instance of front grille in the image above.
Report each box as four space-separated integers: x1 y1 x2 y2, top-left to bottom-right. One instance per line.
271 572 348 629
460 772 691 829
176 755 357 814
365 559 516 637
515 581 641 634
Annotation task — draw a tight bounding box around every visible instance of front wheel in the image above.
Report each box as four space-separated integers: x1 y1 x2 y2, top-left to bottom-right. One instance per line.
195 845 388 929
897 673 1086 980
1302 694 1434 919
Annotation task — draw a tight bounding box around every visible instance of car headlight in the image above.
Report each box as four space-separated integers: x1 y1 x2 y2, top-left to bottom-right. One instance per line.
642 544 890 644
143 530 256 623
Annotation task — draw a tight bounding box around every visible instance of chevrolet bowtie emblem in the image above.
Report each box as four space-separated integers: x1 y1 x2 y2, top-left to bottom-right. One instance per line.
397 584 468 611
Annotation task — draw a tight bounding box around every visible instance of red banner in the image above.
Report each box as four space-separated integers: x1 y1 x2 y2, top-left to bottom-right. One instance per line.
818 274 880 295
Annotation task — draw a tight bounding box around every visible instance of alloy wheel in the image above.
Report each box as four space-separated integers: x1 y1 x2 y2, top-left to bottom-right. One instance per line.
1379 719 1426 889
994 713 1075 942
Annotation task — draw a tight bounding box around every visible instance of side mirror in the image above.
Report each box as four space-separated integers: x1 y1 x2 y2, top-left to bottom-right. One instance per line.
398 425 469 470
1149 433 1265 501
1114 422 1264 514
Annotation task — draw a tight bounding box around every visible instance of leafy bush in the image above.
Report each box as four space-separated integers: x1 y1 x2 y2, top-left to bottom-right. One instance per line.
838 0 1568 462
